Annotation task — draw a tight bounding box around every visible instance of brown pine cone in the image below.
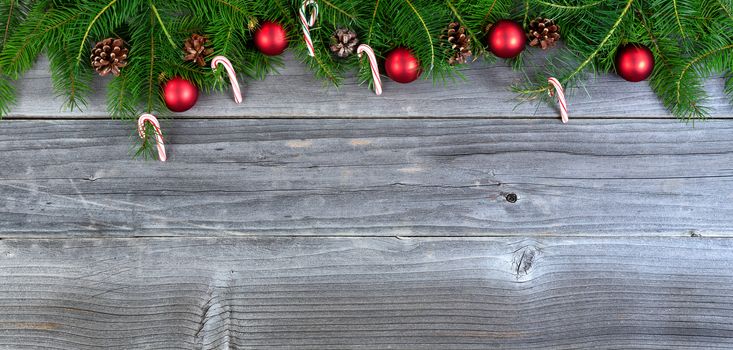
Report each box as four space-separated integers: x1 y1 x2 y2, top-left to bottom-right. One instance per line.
528 17 560 49
442 22 471 65
90 38 128 77
330 28 359 58
183 34 214 66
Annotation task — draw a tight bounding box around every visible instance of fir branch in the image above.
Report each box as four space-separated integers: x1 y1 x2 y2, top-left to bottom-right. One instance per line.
0 0 33 49
151 3 177 50
310 50 340 84
219 23 235 56
637 6 700 119
270 0 289 19
650 0 699 41
403 0 434 70
676 44 733 107
108 71 132 118
717 0 733 20
211 0 249 15
2 0 15 44
531 0 604 10
146 10 157 113
522 0 528 26
296 24 344 86
49 34 91 111
366 0 380 43
75 0 119 65
321 0 356 21
2 0 732 124
445 0 480 52
672 0 685 38
0 76 13 115
483 0 499 22
637 9 669 69
135 123 162 160
360 0 381 89
3 12 78 77
519 0 635 94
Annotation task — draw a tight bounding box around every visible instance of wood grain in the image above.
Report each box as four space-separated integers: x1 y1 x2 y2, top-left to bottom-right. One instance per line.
7 54 733 119
1 119 731 237
4 46 733 350
1 236 732 349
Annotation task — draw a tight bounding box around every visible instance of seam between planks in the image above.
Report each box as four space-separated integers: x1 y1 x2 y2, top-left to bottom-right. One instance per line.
3 116 730 120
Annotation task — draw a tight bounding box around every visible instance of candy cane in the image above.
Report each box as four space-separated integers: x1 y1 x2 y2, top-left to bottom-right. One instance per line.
299 0 318 57
357 44 382 96
548 77 569 123
211 56 242 104
137 114 167 162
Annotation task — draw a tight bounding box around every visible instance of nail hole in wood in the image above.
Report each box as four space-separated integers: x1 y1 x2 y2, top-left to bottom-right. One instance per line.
505 193 517 203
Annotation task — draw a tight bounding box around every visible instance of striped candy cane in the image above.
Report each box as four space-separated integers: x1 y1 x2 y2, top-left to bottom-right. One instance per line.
357 44 382 96
548 77 569 123
137 114 167 162
211 56 242 104
299 0 318 57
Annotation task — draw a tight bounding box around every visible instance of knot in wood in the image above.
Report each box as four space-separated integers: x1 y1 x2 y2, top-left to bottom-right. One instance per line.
512 246 538 278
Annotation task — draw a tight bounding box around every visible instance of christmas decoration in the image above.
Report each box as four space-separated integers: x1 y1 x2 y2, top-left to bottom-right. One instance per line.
442 22 471 65
486 20 526 59
254 21 288 56
211 56 243 104
137 114 166 162
163 77 199 112
547 77 569 123
330 28 359 58
90 38 128 77
183 34 213 67
298 0 319 57
615 44 655 82
384 47 421 84
1 0 732 159
357 44 382 95
527 17 560 50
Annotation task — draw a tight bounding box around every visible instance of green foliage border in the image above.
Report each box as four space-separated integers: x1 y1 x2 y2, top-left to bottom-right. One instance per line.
1 0 732 157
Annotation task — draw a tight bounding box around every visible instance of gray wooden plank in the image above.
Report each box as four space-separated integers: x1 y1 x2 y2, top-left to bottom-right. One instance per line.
0 236 732 349
7 54 733 119
1 118 732 237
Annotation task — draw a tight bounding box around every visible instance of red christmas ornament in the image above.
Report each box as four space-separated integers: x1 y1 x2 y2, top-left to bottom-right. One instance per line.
615 44 655 82
254 21 288 56
163 77 198 113
384 47 421 84
486 20 526 59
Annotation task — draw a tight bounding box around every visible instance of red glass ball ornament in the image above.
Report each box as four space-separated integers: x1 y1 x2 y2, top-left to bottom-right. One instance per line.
486 20 526 59
254 21 288 56
615 44 655 82
384 47 421 84
163 77 198 113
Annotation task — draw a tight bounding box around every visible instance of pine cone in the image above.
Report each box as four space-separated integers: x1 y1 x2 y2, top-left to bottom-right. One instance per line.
330 28 359 58
90 38 128 77
183 34 214 66
528 17 560 49
442 22 471 65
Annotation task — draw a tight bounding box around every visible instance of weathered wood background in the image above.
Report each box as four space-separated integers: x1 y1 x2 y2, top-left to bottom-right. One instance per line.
1 54 733 349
